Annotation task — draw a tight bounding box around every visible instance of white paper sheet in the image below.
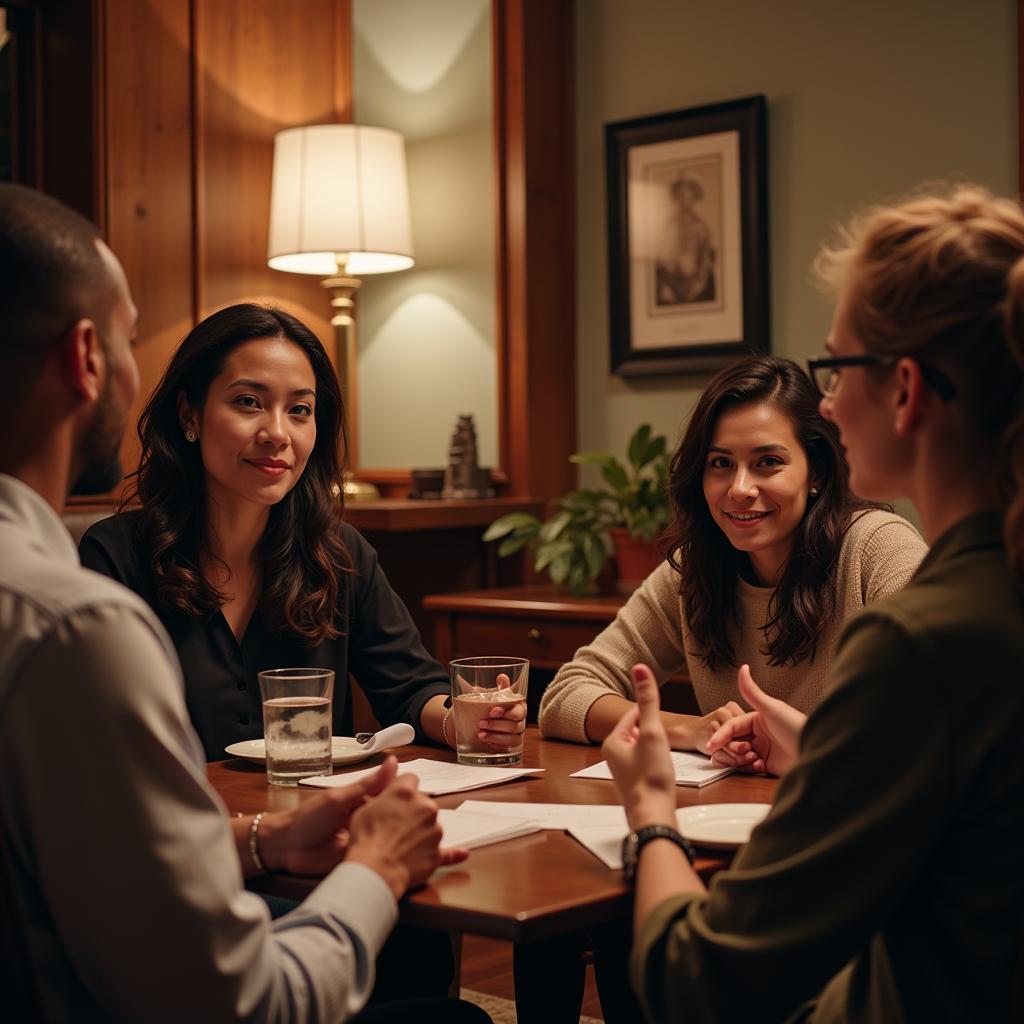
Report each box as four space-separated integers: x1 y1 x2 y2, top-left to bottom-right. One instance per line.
457 799 629 830
570 751 735 788
299 757 545 795
568 825 628 869
437 808 543 849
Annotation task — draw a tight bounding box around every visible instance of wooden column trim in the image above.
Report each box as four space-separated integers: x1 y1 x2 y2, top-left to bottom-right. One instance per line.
1019 0 1023 195
497 0 577 501
92 0 108 234
334 0 353 123
189 0 201 325
493 0 512 489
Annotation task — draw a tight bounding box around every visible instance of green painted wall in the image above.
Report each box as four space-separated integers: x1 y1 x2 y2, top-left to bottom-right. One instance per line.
575 0 1016 503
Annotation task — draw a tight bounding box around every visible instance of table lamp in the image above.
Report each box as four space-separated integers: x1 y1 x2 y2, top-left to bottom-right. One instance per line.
267 123 415 500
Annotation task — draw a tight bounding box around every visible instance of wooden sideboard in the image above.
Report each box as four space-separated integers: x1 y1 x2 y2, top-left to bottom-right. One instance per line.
423 584 697 721
344 499 544 642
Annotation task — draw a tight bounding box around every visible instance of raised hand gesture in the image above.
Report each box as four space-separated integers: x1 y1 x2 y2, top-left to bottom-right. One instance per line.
705 665 806 777
602 664 678 830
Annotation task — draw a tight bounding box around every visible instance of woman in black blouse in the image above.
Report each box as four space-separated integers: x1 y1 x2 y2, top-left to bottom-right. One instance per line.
80 302 524 763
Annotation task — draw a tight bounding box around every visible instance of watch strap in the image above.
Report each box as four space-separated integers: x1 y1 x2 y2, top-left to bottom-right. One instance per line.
623 824 695 882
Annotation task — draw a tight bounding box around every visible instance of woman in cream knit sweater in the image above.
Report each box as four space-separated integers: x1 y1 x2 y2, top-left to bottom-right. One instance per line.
539 355 926 756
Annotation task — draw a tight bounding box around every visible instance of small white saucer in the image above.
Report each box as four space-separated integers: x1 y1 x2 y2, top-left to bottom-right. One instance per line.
675 803 771 850
224 737 374 768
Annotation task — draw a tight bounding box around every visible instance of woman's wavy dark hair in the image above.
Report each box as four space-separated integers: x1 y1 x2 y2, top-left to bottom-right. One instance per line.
123 303 353 645
663 355 879 670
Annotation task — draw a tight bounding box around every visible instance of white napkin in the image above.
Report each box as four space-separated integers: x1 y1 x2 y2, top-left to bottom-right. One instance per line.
358 722 415 754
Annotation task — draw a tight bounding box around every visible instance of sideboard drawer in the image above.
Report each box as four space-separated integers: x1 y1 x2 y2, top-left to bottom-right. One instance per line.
451 614 602 668
425 585 697 715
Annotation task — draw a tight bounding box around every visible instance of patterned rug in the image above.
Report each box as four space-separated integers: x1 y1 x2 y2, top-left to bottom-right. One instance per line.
461 988 603 1023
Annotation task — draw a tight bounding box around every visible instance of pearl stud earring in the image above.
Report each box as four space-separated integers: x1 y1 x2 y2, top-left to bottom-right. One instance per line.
809 486 819 496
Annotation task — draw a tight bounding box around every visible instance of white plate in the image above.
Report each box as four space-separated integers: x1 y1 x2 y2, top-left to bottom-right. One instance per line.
676 803 771 850
225 737 374 768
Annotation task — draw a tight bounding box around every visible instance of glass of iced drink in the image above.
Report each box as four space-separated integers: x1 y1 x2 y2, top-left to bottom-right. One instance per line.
258 668 335 786
450 657 529 766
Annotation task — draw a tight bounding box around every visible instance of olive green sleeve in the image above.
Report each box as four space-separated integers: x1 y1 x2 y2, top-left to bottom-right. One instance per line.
630 610 951 1023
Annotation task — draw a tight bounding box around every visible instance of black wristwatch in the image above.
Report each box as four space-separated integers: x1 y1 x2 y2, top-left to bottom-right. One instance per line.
621 824 695 883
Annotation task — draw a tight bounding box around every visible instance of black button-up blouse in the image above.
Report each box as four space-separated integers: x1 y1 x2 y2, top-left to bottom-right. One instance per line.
79 511 450 762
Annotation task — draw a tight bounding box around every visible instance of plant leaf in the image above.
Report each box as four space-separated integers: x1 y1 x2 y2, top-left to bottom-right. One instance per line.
642 435 667 464
559 488 610 511
535 539 573 572
549 553 571 584
483 513 539 542
570 452 615 468
633 520 658 542
567 560 590 596
497 535 531 557
627 424 652 468
600 459 630 493
583 532 608 579
538 510 572 542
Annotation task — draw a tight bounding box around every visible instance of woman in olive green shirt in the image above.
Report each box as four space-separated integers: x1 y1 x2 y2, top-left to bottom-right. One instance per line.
605 185 1024 1023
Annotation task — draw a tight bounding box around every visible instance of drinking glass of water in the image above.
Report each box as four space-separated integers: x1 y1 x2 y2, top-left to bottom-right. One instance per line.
258 668 334 786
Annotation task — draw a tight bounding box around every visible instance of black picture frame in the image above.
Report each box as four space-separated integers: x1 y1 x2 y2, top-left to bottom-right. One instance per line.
606 94 769 376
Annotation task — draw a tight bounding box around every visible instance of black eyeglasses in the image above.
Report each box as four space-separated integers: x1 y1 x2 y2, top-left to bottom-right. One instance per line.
807 354 957 402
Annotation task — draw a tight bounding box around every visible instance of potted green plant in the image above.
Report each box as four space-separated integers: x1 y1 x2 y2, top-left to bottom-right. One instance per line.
483 424 671 595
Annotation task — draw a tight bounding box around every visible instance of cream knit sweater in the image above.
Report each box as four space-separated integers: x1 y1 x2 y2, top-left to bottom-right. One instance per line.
538 509 927 743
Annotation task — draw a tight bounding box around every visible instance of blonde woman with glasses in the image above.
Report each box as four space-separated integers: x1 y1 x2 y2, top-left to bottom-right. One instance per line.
605 185 1024 1022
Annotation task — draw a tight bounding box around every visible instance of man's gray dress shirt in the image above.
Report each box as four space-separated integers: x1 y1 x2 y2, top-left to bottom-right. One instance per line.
0 473 396 1023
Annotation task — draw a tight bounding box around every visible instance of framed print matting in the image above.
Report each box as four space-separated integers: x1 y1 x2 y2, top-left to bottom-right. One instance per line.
606 95 769 376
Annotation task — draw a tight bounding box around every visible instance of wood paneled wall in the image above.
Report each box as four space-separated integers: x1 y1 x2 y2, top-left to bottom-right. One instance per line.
100 0 352 480
75 0 575 507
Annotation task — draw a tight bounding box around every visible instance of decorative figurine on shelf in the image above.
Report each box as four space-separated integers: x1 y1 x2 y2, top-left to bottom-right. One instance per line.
442 414 495 499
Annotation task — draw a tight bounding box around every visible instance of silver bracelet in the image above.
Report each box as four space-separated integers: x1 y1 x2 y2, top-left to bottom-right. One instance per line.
441 707 454 749
249 812 267 874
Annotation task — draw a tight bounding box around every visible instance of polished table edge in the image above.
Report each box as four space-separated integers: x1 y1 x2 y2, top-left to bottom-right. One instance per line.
208 730 776 943
422 586 630 620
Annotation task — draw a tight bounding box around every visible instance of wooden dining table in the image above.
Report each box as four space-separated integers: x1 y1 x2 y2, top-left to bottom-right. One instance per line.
208 728 778 944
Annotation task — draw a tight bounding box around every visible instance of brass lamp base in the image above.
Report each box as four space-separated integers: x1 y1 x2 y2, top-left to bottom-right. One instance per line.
342 471 380 502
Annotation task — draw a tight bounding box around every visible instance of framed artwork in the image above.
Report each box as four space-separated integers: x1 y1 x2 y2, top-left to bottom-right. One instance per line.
606 94 769 376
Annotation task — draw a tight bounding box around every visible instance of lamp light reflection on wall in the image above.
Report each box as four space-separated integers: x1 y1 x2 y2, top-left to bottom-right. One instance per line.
267 123 415 499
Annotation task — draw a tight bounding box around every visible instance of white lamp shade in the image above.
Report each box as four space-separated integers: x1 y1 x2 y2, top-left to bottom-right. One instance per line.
267 124 415 276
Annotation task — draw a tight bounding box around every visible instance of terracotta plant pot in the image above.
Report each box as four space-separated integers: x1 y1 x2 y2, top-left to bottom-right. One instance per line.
609 527 663 593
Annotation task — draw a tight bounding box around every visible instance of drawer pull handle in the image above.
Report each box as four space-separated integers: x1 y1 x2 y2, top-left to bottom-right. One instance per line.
527 628 542 642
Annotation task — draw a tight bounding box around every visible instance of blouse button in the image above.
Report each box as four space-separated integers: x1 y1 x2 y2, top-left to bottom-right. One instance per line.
237 681 247 691
238 714 249 726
